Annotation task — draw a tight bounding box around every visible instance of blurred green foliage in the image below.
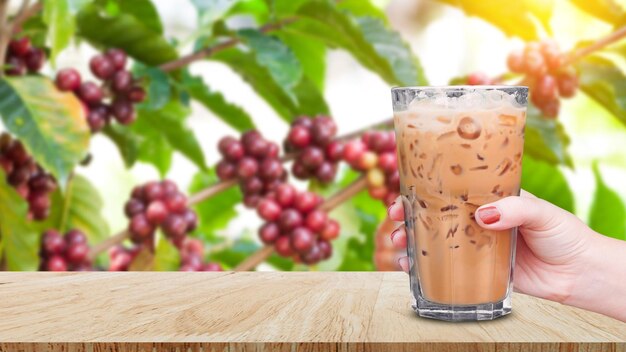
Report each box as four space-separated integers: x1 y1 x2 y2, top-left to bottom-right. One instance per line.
0 0 625 271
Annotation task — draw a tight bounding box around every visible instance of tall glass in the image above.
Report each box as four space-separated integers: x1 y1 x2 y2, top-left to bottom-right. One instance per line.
391 86 528 321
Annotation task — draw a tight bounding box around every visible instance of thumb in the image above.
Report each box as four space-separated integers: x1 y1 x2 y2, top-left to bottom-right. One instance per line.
475 195 563 232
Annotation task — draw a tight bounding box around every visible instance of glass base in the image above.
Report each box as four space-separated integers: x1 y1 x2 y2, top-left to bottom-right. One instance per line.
412 294 512 322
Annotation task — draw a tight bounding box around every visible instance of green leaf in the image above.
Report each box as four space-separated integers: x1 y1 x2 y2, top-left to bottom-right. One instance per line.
578 56 626 129
188 168 241 242
213 38 328 121
42 0 74 64
354 16 426 86
521 155 574 213
133 101 207 173
68 0 90 12
570 0 626 26
183 73 255 132
128 246 154 270
292 76 329 116
191 0 239 28
154 235 181 271
315 203 354 271
227 0 270 23
118 0 163 34
275 31 326 91
134 127 172 176
266 252 294 270
0 76 89 186
36 175 110 244
238 29 302 100
589 163 626 241
335 205 379 271
0 169 39 271
76 3 178 65
107 107 182 175
210 237 259 269
263 0 308 16
213 47 300 121
289 2 425 86
322 168 384 271
103 124 140 168
524 106 573 167
132 63 171 111
21 16 48 48
337 0 387 22
436 0 553 40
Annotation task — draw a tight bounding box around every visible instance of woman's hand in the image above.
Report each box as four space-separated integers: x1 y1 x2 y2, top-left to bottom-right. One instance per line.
388 190 626 322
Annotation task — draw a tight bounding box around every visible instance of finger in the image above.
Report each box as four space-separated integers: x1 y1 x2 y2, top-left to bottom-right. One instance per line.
387 196 404 221
520 189 538 199
475 195 563 232
398 256 409 273
390 225 407 249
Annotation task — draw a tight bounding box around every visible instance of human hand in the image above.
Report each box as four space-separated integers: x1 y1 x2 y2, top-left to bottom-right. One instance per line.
388 190 626 321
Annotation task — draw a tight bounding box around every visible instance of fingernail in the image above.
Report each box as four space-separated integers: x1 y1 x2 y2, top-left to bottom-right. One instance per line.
390 229 399 241
478 206 501 224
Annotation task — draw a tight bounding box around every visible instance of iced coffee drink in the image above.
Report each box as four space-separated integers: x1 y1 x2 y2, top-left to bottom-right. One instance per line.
391 86 527 321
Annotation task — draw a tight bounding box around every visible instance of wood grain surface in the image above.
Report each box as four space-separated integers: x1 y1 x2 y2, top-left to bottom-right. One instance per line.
0 272 624 352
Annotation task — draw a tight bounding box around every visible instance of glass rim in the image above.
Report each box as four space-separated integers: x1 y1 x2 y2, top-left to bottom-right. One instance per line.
391 85 528 92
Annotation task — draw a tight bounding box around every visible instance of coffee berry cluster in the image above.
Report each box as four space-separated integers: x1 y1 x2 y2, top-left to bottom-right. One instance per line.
0 133 56 220
125 180 198 248
40 229 92 271
4 36 45 76
256 184 337 264
285 116 342 183
507 40 579 118
54 48 146 132
178 238 223 271
343 130 400 206
216 131 286 208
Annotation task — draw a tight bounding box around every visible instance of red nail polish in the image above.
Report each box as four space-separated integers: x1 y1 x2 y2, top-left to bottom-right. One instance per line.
478 206 500 224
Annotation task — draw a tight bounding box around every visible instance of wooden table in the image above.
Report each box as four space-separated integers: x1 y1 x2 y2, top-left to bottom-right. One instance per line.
0 272 624 351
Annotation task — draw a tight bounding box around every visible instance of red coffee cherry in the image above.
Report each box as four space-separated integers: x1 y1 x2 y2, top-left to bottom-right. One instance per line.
259 222 281 244
523 50 547 76
467 72 490 85
257 199 282 221
90 54 115 79
105 48 127 71
287 125 312 149
535 75 558 101
290 227 315 254
557 70 579 98
507 50 525 73
9 37 31 57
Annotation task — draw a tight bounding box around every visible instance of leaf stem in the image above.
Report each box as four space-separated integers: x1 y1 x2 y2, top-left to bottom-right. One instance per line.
565 24 626 65
87 229 128 261
335 118 393 142
233 176 368 271
188 178 237 205
158 17 298 72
